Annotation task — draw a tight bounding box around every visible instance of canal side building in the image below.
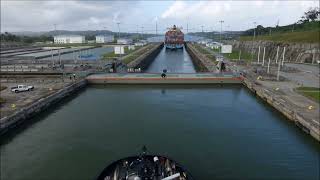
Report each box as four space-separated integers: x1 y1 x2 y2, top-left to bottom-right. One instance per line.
135 40 148 46
117 38 133 45
54 35 85 44
96 35 114 43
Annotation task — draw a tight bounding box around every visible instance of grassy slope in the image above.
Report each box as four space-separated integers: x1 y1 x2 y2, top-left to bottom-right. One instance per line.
123 45 156 64
102 46 141 61
197 45 254 62
123 55 139 64
296 87 320 91
240 31 319 43
192 44 216 62
240 21 320 43
225 50 255 62
295 87 320 102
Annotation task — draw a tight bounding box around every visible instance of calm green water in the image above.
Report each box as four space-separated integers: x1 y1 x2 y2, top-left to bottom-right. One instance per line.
1 85 319 180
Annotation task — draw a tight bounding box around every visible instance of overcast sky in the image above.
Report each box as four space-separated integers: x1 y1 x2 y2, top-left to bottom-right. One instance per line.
1 0 319 33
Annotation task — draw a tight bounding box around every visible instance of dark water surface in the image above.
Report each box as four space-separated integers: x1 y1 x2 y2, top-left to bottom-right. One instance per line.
1 85 319 180
146 47 196 73
40 47 113 60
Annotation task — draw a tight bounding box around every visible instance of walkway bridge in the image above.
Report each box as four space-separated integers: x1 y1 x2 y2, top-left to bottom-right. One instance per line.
86 73 243 84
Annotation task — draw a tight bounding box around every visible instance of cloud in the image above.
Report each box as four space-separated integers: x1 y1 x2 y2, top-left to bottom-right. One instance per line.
1 0 319 33
1 0 140 32
160 0 319 31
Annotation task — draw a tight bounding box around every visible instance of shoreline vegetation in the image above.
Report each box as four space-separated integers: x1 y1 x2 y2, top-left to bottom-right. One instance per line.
240 30 319 43
295 87 320 102
240 21 319 43
102 45 149 64
196 44 255 62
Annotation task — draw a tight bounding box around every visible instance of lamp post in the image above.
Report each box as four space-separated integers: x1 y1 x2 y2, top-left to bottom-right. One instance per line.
226 25 230 39
253 22 257 40
117 22 121 40
251 22 257 61
141 26 144 40
219 20 224 53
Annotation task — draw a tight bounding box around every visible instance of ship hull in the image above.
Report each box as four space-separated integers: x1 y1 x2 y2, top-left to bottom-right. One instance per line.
165 25 184 50
165 44 184 49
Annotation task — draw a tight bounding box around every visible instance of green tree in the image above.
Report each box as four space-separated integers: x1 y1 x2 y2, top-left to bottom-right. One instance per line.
299 7 320 23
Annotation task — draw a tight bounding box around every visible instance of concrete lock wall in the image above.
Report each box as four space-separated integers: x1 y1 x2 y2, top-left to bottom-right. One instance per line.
185 43 217 72
228 40 320 63
127 43 164 71
0 79 87 135
243 77 320 141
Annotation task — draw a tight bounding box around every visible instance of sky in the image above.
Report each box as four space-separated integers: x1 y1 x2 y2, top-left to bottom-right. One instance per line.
1 0 319 33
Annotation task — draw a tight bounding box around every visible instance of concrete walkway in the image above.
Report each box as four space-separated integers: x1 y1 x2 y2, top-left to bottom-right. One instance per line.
281 63 319 88
86 73 242 84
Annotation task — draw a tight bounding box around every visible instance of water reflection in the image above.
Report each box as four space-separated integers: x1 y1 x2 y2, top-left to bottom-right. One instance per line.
146 47 196 73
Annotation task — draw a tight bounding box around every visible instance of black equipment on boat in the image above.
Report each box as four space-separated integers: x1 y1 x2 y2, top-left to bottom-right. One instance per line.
96 146 194 180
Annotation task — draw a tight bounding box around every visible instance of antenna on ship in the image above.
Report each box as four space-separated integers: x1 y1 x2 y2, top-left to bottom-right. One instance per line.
140 145 147 158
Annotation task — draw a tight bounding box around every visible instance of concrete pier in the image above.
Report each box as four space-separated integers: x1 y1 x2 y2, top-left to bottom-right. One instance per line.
243 77 320 141
185 43 217 72
16 47 96 59
127 43 163 71
0 79 87 135
1 48 51 57
86 73 243 84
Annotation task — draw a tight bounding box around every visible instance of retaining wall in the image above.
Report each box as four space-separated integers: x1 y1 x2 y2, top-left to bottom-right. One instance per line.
227 40 320 63
0 79 87 135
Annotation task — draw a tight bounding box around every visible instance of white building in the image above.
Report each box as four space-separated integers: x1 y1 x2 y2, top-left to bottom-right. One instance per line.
128 45 135 50
117 38 133 45
54 35 85 44
134 42 145 46
198 39 211 45
96 35 114 43
134 40 147 46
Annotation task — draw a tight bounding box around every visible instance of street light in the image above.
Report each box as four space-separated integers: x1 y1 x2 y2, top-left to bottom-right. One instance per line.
251 22 257 61
219 20 224 53
117 22 121 39
226 25 230 39
155 20 158 35
253 22 257 40
141 26 144 39
211 26 214 40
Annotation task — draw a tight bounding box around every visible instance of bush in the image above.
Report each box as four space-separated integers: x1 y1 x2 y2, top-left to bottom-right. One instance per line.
0 97 6 104
0 86 7 91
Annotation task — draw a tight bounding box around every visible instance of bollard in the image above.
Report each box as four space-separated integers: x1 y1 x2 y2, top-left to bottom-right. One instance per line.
267 58 271 74
257 46 261 64
277 53 282 81
275 46 280 64
262 47 265 66
281 47 286 66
